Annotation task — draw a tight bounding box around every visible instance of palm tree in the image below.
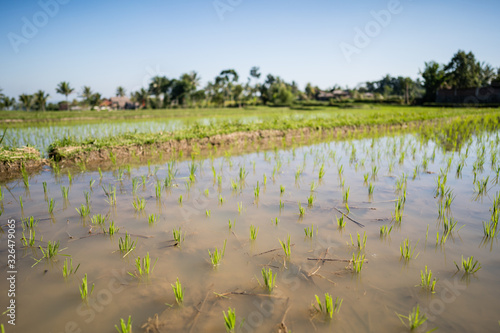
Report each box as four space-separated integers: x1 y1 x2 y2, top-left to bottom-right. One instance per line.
148 76 170 108
19 94 34 111
2 96 15 110
116 86 126 97
134 88 150 109
56 81 75 110
80 86 92 109
34 90 50 111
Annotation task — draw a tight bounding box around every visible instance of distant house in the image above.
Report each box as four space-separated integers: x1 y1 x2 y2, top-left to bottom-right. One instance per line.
110 96 136 110
436 86 500 104
316 89 351 101
316 91 334 101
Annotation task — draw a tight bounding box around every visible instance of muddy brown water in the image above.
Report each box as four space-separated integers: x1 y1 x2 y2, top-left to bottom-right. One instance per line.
1 132 500 332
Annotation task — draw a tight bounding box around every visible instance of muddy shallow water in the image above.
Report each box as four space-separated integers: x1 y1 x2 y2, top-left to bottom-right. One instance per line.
1 131 500 332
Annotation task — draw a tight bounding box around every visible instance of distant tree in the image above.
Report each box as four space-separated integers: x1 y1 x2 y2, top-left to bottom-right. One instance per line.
80 86 93 109
116 86 126 97
420 61 445 102
148 76 170 108
250 66 261 81
479 63 496 86
19 94 34 111
34 90 50 111
2 96 15 110
89 93 102 110
133 88 150 109
0 88 4 100
56 81 74 110
305 83 317 100
444 50 482 89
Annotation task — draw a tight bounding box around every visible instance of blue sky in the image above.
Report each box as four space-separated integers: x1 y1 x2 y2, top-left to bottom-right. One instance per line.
0 0 499 102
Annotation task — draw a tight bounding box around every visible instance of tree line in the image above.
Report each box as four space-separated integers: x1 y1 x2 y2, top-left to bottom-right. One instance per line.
1 50 498 111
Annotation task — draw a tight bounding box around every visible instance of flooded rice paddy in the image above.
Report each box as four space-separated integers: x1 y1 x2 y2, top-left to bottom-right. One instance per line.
1 129 500 332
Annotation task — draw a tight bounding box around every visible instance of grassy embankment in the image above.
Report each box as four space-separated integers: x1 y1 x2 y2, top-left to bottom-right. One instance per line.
1 105 500 164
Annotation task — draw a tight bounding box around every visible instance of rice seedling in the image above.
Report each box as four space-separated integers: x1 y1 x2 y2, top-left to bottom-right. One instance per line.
304 224 316 237
274 217 280 225
42 181 47 194
178 194 183 204
418 266 437 293
109 152 117 165
223 307 236 332
368 182 374 195
279 235 291 259
38 240 61 259
67 170 72 184
102 185 116 205
263 173 267 185
337 215 346 229
400 238 419 261
310 181 317 192
208 240 227 268
76 203 91 217
295 167 303 181
172 227 184 244
21 165 30 189
238 202 243 214
89 178 95 189
62 258 80 278
204 188 209 197
91 214 107 226
147 213 158 225
115 316 132 333
238 166 248 182
307 194 314 206
372 165 379 178
474 176 489 195
155 181 162 199
380 225 393 237
254 181 260 199
171 278 184 305
280 185 285 194
206 209 211 217
228 219 234 230
98 167 103 179
363 172 369 183
351 252 365 273
319 163 325 179
84 191 91 206
61 185 70 199
260 267 277 293
455 255 481 274
250 225 259 240
338 164 344 177
279 199 284 209
298 202 305 217
79 274 94 302
442 216 459 235
314 293 343 319
132 197 146 211
118 232 136 257
129 252 158 278
350 232 367 249
106 221 119 236
343 187 350 203
21 229 36 247
396 305 429 330
218 194 225 205
47 198 55 214
19 195 23 209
